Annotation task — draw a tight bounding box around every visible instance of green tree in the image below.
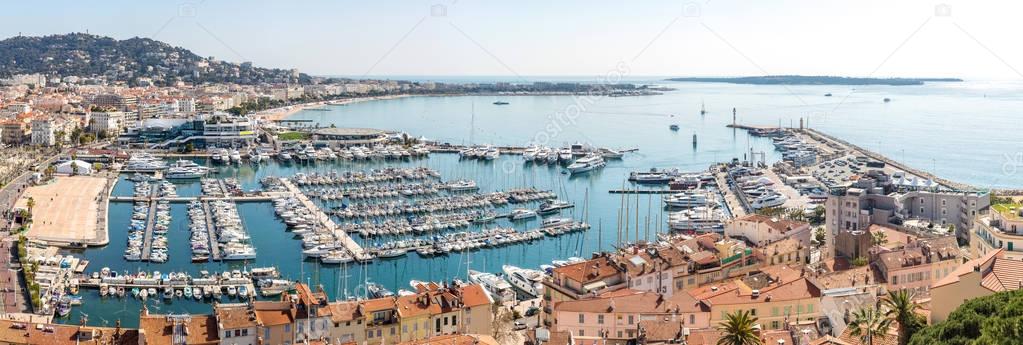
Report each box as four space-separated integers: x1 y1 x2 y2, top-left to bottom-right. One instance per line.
809 205 825 224
26 197 35 213
872 231 889 246
909 289 1023 345
849 307 892 345
716 310 762 345
883 289 924 345
814 227 826 244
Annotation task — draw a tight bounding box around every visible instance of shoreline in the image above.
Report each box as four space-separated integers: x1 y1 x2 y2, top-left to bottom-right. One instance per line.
253 94 413 122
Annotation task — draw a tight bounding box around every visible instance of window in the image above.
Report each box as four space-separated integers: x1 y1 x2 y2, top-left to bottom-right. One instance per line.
403 325 408 334
285 324 291 332
265 329 270 339
444 317 449 326
390 327 395 335
689 314 695 325
224 331 231 338
579 313 585 323
597 315 604 324
750 308 757 316
771 321 780 329
579 329 585 337
368 330 374 339
452 315 457 326
234 330 240 337
807 304 814 313
771 307 779 317
241 329 247 336
628 315 634 324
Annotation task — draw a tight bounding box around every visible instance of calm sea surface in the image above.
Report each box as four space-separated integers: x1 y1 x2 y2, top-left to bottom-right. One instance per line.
64 80 1022 326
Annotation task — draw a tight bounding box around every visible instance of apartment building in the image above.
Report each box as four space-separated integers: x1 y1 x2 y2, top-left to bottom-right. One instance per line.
551 290 711 344
292 283 332 342
395 282 494 342
138 311 219 345
827 172 989 256
690 265 823 330
0 116 30 145
931 248 1023 322
725 214 811 247
971 204 1023 260
252 300 296 345
90 111 126 135
214 303 258 345
873 235 960 292
328 301 366 344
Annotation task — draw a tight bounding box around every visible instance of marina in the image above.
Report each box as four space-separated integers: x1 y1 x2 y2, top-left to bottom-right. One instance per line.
42 86 1010 327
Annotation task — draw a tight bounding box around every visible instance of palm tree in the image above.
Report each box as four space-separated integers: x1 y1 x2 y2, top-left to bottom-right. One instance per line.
871 231 888 246
883 289 922 345
848 307 891 345
717 310 761 345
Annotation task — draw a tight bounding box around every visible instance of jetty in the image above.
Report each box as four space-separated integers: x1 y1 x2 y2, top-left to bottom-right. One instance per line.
280 178 371 261
140 186 159 261
201 201 222 261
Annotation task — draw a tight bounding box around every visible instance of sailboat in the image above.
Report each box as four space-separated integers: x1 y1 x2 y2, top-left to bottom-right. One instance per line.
700 100 706 115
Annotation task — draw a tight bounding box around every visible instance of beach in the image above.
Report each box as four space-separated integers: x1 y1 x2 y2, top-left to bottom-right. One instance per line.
254 94 412 122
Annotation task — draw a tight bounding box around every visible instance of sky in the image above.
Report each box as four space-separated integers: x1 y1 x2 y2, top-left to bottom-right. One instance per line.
5 0 1023 79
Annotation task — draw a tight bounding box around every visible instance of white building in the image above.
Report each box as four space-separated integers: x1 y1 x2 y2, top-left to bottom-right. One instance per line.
90 111 126 135
30 117 55 146
725 214 812 247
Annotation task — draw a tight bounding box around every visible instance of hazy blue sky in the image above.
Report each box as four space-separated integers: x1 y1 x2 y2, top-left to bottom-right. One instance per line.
5 0 1023 79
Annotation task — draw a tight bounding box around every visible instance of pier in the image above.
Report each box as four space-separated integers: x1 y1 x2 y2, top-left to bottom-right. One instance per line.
140 185 159 261
280 178 371 261
201 201 222 261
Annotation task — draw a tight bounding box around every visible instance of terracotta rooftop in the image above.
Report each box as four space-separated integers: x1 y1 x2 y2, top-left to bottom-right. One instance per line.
0 319 140 345
328 301 362 323
555 290 707 314
933 249 1002 288
980 256 1023 292
552 255 621 284
138 314 218 345
736 214 809 233
252 301 295 327
362 297 397 313
214 304 257 329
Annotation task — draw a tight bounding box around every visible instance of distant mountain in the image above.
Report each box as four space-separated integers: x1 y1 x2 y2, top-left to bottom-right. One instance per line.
665 75 963 86
0 33 310 85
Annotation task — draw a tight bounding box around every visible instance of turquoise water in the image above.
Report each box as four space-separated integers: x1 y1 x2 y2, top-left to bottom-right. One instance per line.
65 80 1021 327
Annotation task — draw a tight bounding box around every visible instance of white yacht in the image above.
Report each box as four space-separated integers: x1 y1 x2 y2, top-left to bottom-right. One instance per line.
483 147 499 160
468 269 516 303
221 246 256 260
522 146 539 161
751 193 788 209
667 206 727 232
662 191 714 208
502 265 545 297
541 217 574 228
566 155 606 174
444 179 479 192
509 208 537 220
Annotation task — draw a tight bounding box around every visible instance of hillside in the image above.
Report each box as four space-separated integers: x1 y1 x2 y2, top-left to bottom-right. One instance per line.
0 33 310 85
908 289 1023 345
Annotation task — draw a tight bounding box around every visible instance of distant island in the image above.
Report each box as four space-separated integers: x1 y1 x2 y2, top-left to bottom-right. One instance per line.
665 75 963 86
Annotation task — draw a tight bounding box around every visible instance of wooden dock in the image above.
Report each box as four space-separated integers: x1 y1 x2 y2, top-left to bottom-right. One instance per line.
202 201 222 261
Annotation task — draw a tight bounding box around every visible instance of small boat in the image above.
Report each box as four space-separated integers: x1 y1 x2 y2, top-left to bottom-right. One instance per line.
193 287 202 299
824 93 832 97
493 101 509 105
175 289 183 298
376 248 408 259
883 97 891 102
147 288 157 297
163 288 173 299
238 286 249 298
138 289 149 300
183 286 192 298
117 287 125 298
670 124 680 131
227 286 237 297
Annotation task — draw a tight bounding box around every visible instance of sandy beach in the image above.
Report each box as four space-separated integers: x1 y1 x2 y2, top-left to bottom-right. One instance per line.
254 94 412 122
16 175 108 244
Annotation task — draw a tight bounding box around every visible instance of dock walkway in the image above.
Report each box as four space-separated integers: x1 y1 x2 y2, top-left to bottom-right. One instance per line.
201 201 222 261
140 185 159 261
109 195 275 203
280 178 370 261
